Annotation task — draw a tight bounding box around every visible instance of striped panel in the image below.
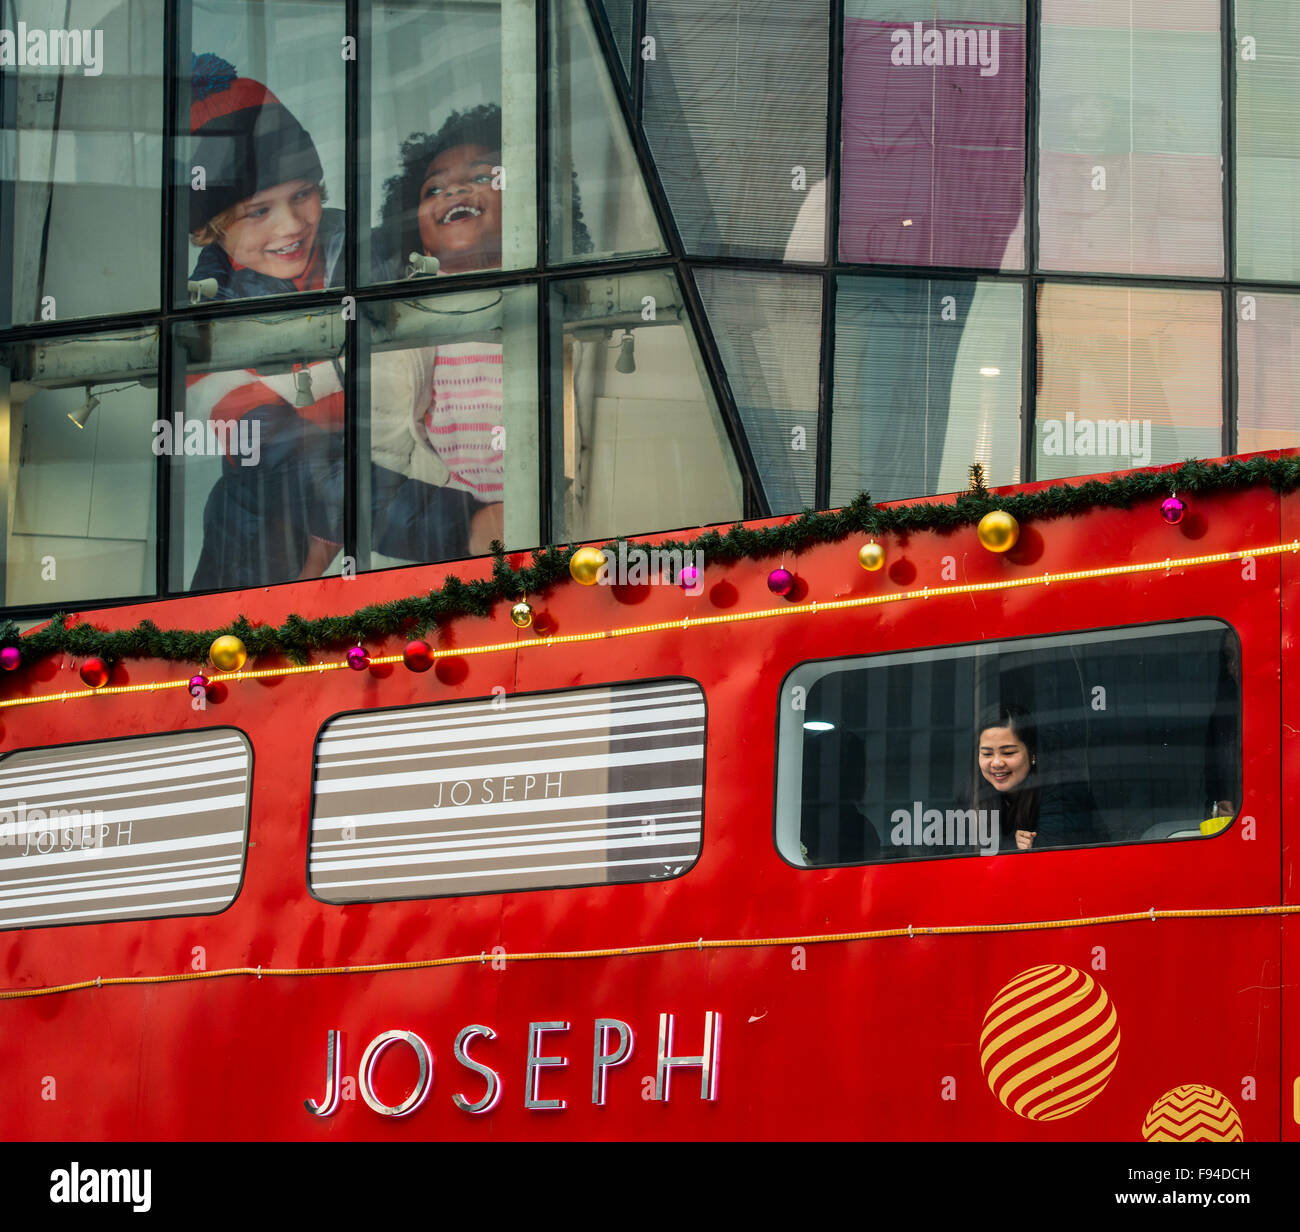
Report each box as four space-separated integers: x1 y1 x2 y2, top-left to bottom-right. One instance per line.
309 681 706 901
0 730 250 930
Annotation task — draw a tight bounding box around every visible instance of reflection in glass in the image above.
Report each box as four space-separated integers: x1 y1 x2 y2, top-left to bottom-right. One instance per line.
840 2 1025 269
549 270 742 542
360 284 538 568
363 0 535 282
1038 0 1222 276
694 268 820 514
1 327 158 606
1236 292 1300 454
180 0 345 305
643 0 828 260
1235 3 1300 282
549 0 665 264
831 275 1022 505
1 0 163 326
1035 283 1221 481
172 309 344 590
776 621 1240 867
596 0 636 86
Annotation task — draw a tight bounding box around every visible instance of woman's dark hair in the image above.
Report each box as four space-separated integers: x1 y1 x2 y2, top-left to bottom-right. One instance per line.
378 102 593 267
970 702 1040 835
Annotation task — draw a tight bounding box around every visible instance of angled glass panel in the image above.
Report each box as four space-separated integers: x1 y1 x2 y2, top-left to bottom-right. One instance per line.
644 0 829 261
1035 284 1221 481
171 308 344 591
549 0 665 264
360 0 536 284
549 270 742 542
359 284 538 568
831 275 1023 505
694 268 820 514
1 0 163 327
597 0 637 85
178 0 346 307
1038 0 1223 277
1236 292 1300 454
1 326 158 607
840 1 1026 270
1235 4 1300 282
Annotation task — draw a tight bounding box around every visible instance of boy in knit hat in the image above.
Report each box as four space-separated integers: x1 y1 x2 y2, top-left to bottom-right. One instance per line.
187 53 343 299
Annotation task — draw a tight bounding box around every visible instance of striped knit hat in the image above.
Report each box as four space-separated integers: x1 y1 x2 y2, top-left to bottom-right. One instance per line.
189 53 323 232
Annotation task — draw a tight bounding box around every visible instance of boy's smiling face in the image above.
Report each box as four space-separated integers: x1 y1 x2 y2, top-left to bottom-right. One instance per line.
220 179 322 279
416 143 502 273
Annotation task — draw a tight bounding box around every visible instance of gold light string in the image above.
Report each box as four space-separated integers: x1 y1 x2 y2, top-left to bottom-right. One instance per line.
2 902 1297 1001
2 538 1295 713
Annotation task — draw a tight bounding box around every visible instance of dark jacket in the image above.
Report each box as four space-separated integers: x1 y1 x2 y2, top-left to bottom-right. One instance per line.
190 208 345 300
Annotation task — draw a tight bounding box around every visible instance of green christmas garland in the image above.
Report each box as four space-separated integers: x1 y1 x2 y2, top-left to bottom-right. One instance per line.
2 455 1297 671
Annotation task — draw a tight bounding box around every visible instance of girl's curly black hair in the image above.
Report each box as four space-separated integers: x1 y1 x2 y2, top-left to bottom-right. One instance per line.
378 102 593 269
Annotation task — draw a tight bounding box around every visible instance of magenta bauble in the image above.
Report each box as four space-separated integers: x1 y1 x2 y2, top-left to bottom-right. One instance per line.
346 646 370 672
188 673 210 697
767 568 795 597
0 646 20 672
679 566 700 591
1160 496 1186 525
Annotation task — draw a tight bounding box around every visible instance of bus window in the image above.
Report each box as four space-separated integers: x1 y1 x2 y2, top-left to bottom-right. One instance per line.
308 679 704 902
0 728 251 928
776 619 1240 866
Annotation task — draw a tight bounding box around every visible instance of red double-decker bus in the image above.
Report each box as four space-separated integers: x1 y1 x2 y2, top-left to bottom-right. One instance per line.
1 453 1297 1142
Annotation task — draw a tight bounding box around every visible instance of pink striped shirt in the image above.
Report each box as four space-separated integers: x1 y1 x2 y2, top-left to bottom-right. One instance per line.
422 343 504 500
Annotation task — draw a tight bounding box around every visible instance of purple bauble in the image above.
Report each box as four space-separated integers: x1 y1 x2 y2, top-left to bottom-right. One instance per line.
767 567 795 597
0 646 20 671
188 673 209 697
1160 496 1186 525
346 646 370 671
679 566 700 591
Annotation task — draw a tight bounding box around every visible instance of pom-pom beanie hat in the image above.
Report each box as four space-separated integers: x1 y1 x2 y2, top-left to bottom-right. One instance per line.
189 52 324 233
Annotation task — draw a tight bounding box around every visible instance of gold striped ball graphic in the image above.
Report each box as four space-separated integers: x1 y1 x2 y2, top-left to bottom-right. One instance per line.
979 964 1120 1120
1142 1085 1244 1142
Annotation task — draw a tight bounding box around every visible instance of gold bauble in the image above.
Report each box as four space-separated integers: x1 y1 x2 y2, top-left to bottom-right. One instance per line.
858 542 885 571
977 510 1019 553
510 601 534 628
569 546 607 586
209 634 248 672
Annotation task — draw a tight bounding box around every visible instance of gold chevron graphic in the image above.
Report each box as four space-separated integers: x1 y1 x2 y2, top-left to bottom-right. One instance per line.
1142 1085 1244 1142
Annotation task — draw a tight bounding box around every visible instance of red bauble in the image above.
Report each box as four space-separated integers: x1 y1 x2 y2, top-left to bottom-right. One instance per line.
79 657 110 689
403 640 434 672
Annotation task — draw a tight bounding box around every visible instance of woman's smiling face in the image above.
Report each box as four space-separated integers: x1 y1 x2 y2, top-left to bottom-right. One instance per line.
979 725 1031 792
219 180 322 279
416 143 502 273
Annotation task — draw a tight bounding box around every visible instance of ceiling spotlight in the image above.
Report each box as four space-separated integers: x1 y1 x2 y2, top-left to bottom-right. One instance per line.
615 330 636 374
67 387 100 429
294 366 314 408
407 252 441 277
979 367 1001 376
803 720 835 732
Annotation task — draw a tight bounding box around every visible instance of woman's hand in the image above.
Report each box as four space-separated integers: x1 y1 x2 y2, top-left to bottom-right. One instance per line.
468 501 504 555
1015 829 1037 851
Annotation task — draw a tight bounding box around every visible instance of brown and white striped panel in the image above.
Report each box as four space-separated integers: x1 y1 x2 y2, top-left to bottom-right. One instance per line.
0 729 250 930
309 680 705 901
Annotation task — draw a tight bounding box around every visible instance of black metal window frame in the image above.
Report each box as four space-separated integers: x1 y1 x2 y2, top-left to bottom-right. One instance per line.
0 0 1290 621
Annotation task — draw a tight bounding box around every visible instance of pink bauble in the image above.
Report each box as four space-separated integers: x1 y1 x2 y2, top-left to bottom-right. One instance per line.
0 646 20 671
679 566 700 591
767 567 795 597
188 673 210 697
1160 496 1186 525
346 646 370 672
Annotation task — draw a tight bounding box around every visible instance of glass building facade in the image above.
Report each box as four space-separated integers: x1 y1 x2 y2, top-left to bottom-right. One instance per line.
0 0 1297 613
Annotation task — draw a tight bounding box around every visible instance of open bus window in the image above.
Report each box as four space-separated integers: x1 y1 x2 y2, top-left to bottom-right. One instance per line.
0 729 251 929
308 680 704 902
775 619 1241 867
